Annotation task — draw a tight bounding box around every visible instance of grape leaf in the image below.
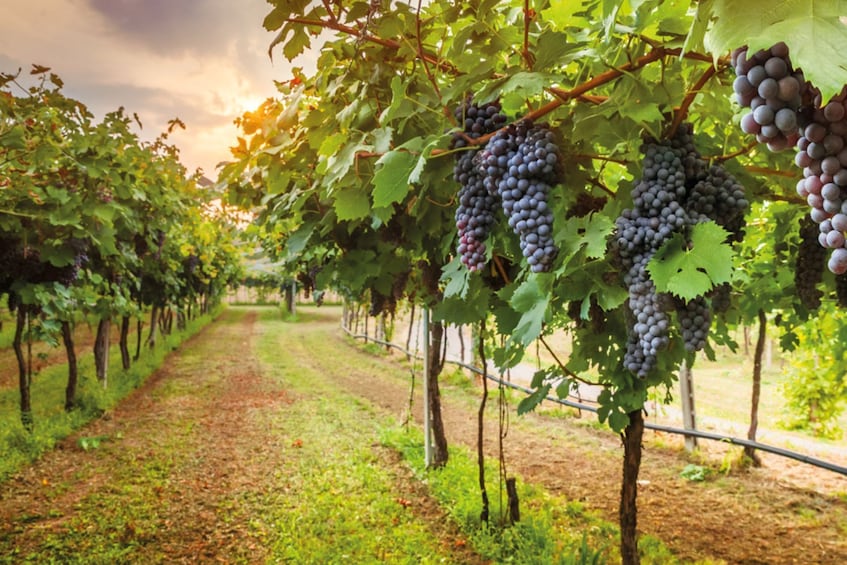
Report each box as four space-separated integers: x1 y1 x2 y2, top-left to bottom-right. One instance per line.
704 0 847 101
441 255 469 298
478 71 556 103
285 220 317 259
333 186 370 221
508 277 551 346
647 222 733 301
373 150 416 208
517 383 552 415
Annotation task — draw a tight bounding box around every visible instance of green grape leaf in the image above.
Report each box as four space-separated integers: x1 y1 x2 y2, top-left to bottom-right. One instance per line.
575 213 616 259
441 256 470 299
517 383 552 415
647 222 733 301
509 277 551 346
373 150 416 208
478 71 556 104
0 126 26 150
333 186 370 221
285 220 317 259
608 410 631 433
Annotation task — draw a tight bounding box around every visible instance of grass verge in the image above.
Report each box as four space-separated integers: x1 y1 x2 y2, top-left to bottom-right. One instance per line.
0 307 221 483
248 308 469 563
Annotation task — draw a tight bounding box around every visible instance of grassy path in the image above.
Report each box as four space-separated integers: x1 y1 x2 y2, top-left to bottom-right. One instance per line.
1 305 845 564
0 307 477 564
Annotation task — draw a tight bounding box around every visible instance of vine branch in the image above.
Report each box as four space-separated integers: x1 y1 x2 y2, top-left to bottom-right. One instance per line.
522 0 534 70
705 140 759 163
538 335 605 388
666 63 719 138
416 0 442 102
744 165 797 178
283 16 458 74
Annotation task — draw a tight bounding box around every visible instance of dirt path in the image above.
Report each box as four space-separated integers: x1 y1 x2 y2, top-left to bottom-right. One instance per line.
310 308 847 564
0 308 477 563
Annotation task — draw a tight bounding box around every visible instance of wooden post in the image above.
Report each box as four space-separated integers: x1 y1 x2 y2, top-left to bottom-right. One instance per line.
679 360 698 451
422 306 432 467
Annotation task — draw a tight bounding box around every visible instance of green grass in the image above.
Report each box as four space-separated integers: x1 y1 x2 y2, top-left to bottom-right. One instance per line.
249 308 464 564
379 425 702 565
0 308 220 483
282 307 699 564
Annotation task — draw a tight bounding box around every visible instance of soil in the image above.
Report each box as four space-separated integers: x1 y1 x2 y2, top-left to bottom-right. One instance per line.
0 306 845 564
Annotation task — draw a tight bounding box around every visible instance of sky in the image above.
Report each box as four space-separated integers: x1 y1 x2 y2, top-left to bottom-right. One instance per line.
0 0 318 179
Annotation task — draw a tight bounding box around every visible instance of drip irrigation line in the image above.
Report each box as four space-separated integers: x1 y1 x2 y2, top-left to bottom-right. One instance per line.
341 325 847 477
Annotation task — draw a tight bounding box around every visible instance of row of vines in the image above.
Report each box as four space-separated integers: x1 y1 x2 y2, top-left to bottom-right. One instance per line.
220 1 847 563
0 68 243 432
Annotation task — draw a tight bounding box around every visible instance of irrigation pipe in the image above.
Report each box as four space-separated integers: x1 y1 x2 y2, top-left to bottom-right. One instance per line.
341 325 847 477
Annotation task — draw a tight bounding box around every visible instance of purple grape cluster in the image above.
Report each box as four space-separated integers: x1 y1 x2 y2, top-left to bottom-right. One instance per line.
734 42 847 277
795 214 826 309
732 43 806 151
792 92 847 274
0 235 87 291
615 125 749 377
676 297 711 352
476 120 561 272
452 100 507 271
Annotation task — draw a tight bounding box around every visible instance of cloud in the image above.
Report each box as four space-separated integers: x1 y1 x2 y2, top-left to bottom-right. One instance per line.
87 0 263 58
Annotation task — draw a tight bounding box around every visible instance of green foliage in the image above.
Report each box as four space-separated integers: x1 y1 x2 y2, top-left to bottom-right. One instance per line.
648 222 733 301
780 305 847 439
223 0 847 434
382 427 612 564
679 464 709 482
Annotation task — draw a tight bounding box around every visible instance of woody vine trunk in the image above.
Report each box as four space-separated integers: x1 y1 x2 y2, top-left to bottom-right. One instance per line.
620 408 645 565
62 321 78 411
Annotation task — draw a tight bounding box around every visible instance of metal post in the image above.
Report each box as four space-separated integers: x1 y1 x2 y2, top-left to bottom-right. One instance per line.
422 306 432 467
290 281 297 316
679 360 698 451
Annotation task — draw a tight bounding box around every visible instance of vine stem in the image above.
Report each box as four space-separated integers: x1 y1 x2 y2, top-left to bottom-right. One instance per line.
538 334 605 388
766 193 806 205
744 165 797 178
492 254 511 283
0 208 39 219
284 16 458 74
527 46 678 123
522 0 533 69
320 0 338 23
704 140 759 163
416 0 442 102
665 63 720 139
573 153 630 165
590 177 617 197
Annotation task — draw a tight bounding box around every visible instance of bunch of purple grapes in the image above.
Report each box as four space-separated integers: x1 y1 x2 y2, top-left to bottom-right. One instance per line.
451 100 507 271
476 120 561 272
792 91 847 274
734 42 847 277
615 125 749 377
732 42 806 151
